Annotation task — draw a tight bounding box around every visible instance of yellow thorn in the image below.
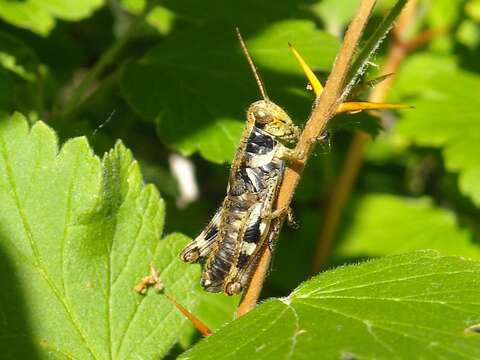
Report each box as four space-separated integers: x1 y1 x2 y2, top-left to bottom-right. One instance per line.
288 43 323 97
336 101 413 114
164 294 212 337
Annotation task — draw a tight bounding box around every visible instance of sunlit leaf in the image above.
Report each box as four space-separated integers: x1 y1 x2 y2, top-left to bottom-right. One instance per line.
181 251 480 359
394 54 480 206
336 194 480 259
0 112 233 358
0 0 104 36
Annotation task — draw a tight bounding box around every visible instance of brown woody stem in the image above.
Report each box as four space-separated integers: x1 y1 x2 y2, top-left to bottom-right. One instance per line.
311 0 421 273
236 0 378 318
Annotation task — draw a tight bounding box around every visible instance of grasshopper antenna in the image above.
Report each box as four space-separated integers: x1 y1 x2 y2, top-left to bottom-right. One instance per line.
236 27 269 101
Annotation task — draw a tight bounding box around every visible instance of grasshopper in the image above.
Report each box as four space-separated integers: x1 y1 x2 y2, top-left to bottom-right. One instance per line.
181 30 410 296
180 29 301 296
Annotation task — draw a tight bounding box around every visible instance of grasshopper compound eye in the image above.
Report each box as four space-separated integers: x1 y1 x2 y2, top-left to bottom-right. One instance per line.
253 108 273 125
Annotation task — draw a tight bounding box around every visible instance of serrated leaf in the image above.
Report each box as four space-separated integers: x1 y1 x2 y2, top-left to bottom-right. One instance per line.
394 54 480 206
0 0 104 36
336 194 480 260
121 20 339 163
0 112 214 358
181 251 480 359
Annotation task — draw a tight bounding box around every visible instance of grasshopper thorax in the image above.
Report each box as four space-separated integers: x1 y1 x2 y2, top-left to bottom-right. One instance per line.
247 100 300 144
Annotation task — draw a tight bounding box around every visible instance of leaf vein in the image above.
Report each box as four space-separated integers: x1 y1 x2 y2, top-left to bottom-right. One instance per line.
298 300 476 359
293 255 435 298
116 229 166 357
302 270 479 298
0 133 100 360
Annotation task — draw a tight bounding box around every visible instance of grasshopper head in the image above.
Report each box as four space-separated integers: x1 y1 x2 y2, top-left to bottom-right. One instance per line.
248 100 300 144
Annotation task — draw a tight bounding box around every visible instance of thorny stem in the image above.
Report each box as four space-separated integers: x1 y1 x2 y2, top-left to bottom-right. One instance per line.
311 0 426 273
236 0 378 318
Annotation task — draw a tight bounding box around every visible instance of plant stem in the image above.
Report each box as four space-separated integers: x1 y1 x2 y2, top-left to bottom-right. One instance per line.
345 0 409 91
236 0 378 318
311 0 421 273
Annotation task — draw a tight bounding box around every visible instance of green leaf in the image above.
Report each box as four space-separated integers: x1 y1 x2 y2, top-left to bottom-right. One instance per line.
426 0 464 30
120 0 146 14
0 32 41 82
121 0 175 34
466 0 480 21
0 0 104 36
192 293 238 331
0 32 45 115
394 54 480 206
336 194 480 260
424 0 464 52
33 0 104 20
162 0 315 24
0 1 54 36
457 19 480 49
0 112 213 358
145 6 176 35
178 292 239 351
121 20 339 163
310 0 359 32
181 251 480 359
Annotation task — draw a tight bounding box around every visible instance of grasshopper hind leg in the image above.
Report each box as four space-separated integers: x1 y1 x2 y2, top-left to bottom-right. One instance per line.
223 242 266 296
201 278 224 293
180 224 218 263
223 204 293 295
222 204 267 295
180 206 223 263
201 233 238 293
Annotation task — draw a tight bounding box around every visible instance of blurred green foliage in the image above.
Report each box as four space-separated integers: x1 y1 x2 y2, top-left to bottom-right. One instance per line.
0 0 479 358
